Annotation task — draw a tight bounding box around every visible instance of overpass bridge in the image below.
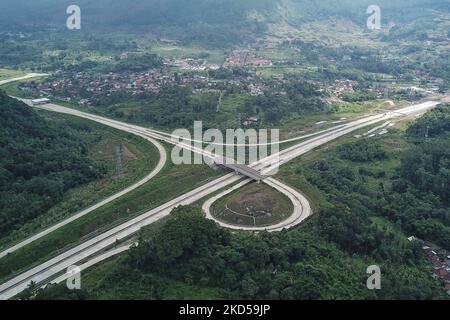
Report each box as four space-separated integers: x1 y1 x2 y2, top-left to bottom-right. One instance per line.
213 157 267 182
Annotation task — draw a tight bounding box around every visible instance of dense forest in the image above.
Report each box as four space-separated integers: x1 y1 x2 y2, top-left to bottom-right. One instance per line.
390 105 450 247
307 104 450 249
31 204 443 300
1 0 446 28
0 91 105 237
0 0 447 48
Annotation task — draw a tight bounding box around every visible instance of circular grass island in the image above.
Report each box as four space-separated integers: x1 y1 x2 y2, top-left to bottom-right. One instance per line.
210 182 293 228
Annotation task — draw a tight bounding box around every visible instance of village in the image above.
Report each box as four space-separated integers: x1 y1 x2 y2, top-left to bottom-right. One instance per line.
18 51 276 106
408 236 450 295
16 44 442 114
17 69 365 109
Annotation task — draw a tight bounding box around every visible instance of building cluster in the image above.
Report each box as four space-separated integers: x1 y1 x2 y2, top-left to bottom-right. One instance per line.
425 246 450 294
241 115 259 127
224 50 272 68
19 69 175 106
166 58 220 71
408 236 450 295
324 79 358 97
18 57 276 105
248 83 267 96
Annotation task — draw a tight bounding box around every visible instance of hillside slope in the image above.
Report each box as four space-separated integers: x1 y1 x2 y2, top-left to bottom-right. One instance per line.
1 0 447 31
0 91 103 237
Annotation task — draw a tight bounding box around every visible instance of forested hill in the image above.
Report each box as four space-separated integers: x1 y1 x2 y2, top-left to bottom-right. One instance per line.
1 0 447 34
0 91 103 236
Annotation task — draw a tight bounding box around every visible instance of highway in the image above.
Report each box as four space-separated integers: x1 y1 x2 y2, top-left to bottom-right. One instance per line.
0 73 48 86
46 242 137 287
203 101 441 230
0 97 441 299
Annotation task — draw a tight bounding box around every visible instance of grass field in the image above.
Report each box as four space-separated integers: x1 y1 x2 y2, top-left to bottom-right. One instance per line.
0 77 49 97
0 69 26 81
211 182 293 227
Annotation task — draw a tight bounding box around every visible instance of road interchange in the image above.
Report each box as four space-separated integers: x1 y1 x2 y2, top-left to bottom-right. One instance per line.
0 93 442 299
